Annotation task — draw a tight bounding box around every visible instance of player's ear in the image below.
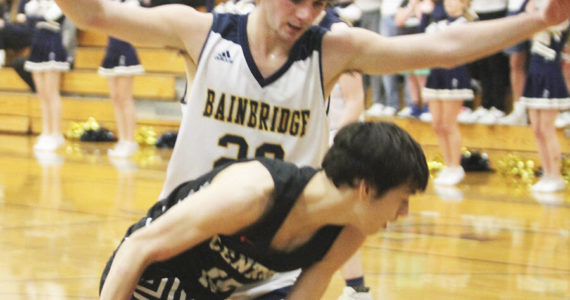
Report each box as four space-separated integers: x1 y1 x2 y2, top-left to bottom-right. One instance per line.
358 181 371 201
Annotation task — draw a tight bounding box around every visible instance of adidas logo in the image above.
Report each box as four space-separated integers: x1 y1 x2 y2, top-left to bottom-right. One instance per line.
215 50 233 63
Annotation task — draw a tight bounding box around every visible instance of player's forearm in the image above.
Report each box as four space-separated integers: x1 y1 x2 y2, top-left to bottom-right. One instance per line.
432 11 547 68
286 269 333 300
100 239 150 300
338 73 364 129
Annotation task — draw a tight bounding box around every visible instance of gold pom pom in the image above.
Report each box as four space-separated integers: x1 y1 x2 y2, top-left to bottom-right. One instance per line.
135 126 157 146
497 154 537 184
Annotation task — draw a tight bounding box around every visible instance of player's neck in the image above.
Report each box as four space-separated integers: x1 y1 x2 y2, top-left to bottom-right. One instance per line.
299 172 361 226
248 9 295 59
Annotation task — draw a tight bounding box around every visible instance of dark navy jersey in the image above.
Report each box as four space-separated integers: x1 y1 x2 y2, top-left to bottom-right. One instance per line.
112 158 343 299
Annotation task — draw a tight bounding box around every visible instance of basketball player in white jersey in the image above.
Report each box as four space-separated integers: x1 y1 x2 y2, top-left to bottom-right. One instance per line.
54 0 570 298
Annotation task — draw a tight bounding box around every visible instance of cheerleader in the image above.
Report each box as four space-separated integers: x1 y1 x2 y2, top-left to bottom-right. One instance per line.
521 0 569 193
24 0 70 151
421 0 477 186
99 0 144 158
100 32 143 158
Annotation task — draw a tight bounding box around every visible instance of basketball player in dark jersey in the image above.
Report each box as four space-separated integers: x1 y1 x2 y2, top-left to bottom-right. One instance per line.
99 121 429 299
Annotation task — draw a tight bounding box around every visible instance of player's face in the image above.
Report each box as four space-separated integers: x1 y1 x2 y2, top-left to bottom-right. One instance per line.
363 184 410 234
265 0 327 41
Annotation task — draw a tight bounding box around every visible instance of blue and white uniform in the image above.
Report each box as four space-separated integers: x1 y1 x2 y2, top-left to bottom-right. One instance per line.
521 21 570 110
24 0 70 72
422 17 474 101
504 0 530 55
161 13 329 198
98 0 145 77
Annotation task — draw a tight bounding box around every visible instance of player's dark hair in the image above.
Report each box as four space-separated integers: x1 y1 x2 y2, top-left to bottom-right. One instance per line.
322 122 428 197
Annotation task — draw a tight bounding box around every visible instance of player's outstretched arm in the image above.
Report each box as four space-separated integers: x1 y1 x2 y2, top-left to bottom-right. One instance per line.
287 226 366 300
99 161 274 300
53 0 212 55
324 0 570 81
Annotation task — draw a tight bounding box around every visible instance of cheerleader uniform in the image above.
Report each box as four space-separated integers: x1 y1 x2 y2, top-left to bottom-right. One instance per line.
503 0 530 55
23 0 70 72
98 0 144 77
520 21 570 110
422 17 474 102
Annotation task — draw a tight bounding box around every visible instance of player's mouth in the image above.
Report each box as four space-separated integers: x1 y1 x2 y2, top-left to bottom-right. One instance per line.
287 22 303 34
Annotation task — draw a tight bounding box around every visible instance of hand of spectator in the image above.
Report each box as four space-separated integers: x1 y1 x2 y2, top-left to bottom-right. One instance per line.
0 19 5 29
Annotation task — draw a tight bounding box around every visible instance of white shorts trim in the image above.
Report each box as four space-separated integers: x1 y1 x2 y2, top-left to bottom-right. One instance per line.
521 97 570 110
98 65 145 77
24 60 70 72
422 88 474 101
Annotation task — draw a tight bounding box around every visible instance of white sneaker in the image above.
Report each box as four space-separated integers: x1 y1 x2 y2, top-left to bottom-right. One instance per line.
419 112 433 122
498 102 527 125
397 106 413 118
108 141 139 158
531 176 566 193
458 107 481 124
33 134 65 151
478 107 505 125
554 111 570 128
365 103 384 117
380 106 397 117
434 166 465 186
338 287 373 300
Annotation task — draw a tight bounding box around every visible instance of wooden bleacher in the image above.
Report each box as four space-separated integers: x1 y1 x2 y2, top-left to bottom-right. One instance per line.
0 29 568 154
367 116 570 154
0 30 183 135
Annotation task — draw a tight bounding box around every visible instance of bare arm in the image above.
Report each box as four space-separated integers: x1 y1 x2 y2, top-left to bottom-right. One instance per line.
323 0 570 84
53 0 212 58
329 22 364 129
336 71 364 129
286 226 366 300
99 161 274 300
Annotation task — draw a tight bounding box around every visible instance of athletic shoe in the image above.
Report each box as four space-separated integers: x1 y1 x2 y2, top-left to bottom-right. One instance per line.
457 107 478 124
397 106 413 118
554 111 570 128
477 107 505 125
498 102 527 125
337 286 373 300
365 103 384 117
33 134 65 151
433 166 465 186
108 141 139 158
380 106 397 117
531 176 566 193
419 112 433 122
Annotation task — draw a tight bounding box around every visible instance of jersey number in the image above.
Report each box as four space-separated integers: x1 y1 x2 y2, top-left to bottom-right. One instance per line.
213 134 285 168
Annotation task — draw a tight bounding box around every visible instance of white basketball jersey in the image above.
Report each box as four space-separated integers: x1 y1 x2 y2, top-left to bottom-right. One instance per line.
159 13 330 198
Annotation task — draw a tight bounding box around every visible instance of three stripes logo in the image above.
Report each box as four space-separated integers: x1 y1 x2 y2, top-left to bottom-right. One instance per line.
215 50 234 64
